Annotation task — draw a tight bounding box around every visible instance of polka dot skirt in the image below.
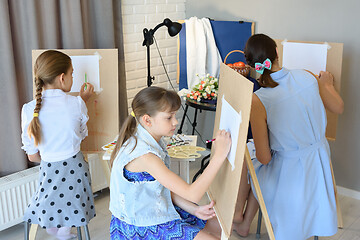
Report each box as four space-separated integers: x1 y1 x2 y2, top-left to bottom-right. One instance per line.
23 152 96 228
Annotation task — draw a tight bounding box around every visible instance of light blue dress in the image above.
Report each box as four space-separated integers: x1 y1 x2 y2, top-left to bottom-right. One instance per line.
252 68 338 240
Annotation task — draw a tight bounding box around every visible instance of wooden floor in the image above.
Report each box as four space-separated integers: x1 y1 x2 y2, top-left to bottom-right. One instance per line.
1 158 360 240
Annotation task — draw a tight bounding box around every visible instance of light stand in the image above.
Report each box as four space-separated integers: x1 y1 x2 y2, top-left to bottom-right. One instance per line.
142 18 182 87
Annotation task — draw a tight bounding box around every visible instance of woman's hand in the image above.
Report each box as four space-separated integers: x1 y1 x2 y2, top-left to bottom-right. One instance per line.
317 71 344 114
212 130 231 160
318 71 334 87
194 200 216 220
80 82 94 102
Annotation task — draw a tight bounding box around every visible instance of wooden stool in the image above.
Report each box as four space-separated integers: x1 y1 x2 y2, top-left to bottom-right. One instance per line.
24 222 91 240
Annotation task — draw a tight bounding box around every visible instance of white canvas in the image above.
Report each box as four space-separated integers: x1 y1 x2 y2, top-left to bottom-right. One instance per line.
219 96 242 170
282 42 328 75
70 55 101 92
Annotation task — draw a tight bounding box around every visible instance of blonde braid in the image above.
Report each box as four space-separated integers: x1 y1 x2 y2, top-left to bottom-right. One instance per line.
34 77 43 114
27 77 43 146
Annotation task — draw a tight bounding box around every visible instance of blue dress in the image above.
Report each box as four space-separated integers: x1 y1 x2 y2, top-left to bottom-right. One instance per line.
110 168 206 240
252 68 337 240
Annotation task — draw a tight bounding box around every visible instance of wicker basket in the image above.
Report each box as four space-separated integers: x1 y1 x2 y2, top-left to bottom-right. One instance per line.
224 50 250 77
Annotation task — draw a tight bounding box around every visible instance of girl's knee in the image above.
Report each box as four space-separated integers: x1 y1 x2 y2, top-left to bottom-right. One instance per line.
194 230 219 240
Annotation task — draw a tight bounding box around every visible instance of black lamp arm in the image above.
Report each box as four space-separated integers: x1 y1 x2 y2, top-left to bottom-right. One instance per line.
143 18 182 87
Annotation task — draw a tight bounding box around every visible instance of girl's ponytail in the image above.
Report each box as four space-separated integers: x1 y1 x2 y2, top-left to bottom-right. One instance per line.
110 115 137 167
27 77 44 146
258 69 278 88
244 34 279 88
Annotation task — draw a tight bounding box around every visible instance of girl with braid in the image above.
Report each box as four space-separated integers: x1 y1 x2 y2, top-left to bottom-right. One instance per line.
21 50 96 240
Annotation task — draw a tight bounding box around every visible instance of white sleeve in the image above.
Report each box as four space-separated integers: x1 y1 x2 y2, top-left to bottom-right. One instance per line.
77 96 89 140
21 104 38 155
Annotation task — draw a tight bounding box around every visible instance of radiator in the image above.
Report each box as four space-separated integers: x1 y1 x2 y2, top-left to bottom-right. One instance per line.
0 166 39 231
87 153 109 193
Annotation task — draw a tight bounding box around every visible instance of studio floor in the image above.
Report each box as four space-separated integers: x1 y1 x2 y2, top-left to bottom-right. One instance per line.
1 156 360 240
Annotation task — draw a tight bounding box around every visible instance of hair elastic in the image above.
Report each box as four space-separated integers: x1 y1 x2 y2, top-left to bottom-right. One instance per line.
130 111 135 118
33 113 39 118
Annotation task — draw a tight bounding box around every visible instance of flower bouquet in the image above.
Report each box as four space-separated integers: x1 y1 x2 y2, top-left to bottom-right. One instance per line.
186 74 218 104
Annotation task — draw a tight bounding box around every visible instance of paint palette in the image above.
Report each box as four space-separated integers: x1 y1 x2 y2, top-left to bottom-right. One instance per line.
102 138 117 154
167 145 206 159
165 134 192 148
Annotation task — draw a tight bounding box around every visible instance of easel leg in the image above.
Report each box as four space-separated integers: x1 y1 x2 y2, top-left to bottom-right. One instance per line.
221 230 229 240
244 147 275 240
329 158 343 228
29 224 38 240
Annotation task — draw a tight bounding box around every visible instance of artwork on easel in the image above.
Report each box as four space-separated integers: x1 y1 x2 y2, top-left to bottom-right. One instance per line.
70 55 101 92
282 41 328 75
219 95 242 170
275 39 343 140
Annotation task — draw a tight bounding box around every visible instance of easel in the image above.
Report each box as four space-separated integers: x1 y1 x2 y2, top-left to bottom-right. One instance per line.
218 146 275 240
27 49 119 240
206 63 275 240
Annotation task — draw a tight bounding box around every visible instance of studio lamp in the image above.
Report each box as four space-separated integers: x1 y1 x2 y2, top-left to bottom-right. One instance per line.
143 18 182 87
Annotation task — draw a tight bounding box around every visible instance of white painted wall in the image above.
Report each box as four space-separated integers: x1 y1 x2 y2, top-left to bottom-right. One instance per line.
121 0 185 109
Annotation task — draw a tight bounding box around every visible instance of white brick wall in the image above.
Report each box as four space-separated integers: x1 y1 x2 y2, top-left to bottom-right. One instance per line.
121 0 186 110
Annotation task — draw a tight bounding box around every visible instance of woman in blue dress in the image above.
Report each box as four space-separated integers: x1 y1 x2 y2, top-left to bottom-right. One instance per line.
109 86 231 239
232 34 344 239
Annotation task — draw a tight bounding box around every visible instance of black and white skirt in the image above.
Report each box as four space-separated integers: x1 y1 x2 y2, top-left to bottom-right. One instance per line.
23 152 96 228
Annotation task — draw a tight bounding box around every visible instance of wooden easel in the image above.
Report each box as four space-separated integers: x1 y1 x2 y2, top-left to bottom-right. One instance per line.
205 63 275 240
217 145 275 240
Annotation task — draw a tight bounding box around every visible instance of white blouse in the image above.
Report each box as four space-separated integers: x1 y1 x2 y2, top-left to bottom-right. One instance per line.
21 89 89 162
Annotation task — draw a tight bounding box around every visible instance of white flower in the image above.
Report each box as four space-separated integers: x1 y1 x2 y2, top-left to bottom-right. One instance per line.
206 86 211 93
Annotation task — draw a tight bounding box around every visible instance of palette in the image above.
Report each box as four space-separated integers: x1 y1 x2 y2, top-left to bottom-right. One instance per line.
101 139 117 154
167 145 206 159
165 134 192 148
102 134 204 159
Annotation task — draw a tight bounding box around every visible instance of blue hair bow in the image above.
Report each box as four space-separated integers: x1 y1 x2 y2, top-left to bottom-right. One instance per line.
255 58 272 75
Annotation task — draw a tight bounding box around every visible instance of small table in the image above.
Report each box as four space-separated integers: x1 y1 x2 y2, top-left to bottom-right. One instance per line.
178 99 216 135
166 135 197 183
